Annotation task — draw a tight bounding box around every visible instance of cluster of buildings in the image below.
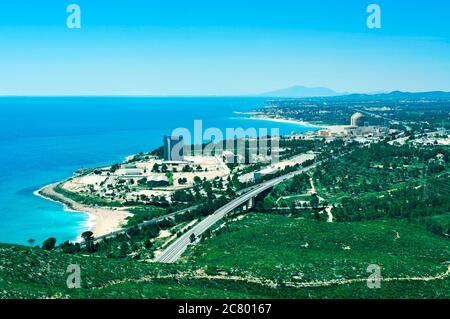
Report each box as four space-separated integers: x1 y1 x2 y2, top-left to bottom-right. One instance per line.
112 162 170 186
292 112 389 142
411 130 450 146
163 135 278 165
342 112 389 137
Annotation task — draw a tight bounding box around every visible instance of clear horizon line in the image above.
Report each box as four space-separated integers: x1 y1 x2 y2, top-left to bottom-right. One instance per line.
0 94 263 98
0 90 448 98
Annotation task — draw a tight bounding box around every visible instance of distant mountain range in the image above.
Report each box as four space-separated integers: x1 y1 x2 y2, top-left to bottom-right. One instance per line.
323 90 450 101
256 85 450 100
258 85 341 97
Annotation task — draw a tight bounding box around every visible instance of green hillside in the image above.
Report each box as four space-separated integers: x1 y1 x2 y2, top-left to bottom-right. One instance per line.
184 213 450 298
1 213 449 299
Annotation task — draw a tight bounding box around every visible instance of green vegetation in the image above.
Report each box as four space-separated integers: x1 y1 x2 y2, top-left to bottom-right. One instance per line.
93 217 176 259
2 213 449 299
42 237 56 251
314 143 449 199
309 143 450 236
258 94 450 130
126 206 167 226
5 96 450 299
53 184 123 207
0 242 180 299
422 214 450 238
256 173 312 211
185 213 450 297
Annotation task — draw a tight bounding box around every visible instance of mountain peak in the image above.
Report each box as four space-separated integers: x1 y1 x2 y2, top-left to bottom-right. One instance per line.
258 85 340 98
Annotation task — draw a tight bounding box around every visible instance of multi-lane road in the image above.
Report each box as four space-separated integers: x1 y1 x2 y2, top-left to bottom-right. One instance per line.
86 183 268 246
91 204 199 244
155 163 319 263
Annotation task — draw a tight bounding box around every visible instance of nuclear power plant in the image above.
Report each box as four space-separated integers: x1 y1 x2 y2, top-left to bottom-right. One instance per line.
344 112 387 137
350 112 365 127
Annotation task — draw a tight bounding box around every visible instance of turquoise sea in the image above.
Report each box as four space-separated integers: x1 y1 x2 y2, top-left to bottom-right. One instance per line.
0 97 316 245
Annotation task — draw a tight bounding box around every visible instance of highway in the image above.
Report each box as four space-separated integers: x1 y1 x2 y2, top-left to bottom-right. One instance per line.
86 180 269 246
155 163 319 263
91 183 265 244
91 204 199 244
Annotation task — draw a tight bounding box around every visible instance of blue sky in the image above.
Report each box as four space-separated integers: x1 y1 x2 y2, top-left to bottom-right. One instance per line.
0 0 449 95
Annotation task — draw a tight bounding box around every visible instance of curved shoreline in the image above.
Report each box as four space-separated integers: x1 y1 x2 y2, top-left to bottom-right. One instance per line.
35 182 131 242
34 183 93 243
245 115 322 128
246 115 352 133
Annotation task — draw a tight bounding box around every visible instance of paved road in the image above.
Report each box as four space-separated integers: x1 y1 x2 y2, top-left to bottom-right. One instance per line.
90 183 262 245
155 163 319 263
92 204 199 244
86 180 264 246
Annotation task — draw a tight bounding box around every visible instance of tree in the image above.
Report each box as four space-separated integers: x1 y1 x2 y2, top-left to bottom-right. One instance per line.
150 146 164 159
60 241 81 254
206 188 214 200
217 178 224 189
202 229 212 240
232 174 241 190
42 237 57 250
138 177 148 185
27 238 35 248
81 231 96 252
144 238 153 249
165 171 174 185
193 176 202 185
189 233 196 243
118 243 129 258
310 193 320 209
82 231 93 241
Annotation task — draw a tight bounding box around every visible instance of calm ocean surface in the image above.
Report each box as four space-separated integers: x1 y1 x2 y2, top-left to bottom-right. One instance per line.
0 97 315 245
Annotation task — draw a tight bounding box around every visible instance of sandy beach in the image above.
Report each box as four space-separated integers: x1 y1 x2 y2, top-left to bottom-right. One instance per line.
36 183 131 240
247 115 350 132
247 115 321 128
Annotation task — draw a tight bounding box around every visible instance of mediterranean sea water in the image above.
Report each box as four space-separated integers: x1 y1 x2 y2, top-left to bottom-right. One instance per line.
0 97 316 245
